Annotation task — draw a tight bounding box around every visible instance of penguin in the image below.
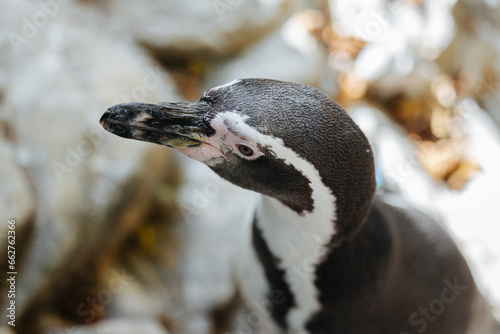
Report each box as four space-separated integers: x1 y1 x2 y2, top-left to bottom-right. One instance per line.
100 78 499 334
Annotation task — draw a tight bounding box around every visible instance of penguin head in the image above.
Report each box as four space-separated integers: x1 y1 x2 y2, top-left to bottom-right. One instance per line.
101 79 375 241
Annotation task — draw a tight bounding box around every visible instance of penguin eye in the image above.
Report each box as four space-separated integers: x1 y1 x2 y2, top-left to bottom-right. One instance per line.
237 144 254 157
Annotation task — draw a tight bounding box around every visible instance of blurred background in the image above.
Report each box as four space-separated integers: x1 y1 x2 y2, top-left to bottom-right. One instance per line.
0 0 499 333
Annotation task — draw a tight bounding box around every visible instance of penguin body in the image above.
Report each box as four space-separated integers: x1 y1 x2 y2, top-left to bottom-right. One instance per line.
100 79 499 333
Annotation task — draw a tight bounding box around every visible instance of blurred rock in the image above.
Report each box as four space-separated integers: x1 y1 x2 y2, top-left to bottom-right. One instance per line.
171 153 257 334
106 0 293 59
326 0 493 192
0 134 36 253
0 0 179 324
103 257 177 322
439 0 500 128
438 0 498 85
436 100 500 314
46 317 170 334
349 104 443 220
93 153 258 334
0 327 15 334
329 0 455 99
203 9 335 92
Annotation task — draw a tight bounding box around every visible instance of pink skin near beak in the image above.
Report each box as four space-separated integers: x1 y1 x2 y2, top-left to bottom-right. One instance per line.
175 114 261 164
175 116 229 163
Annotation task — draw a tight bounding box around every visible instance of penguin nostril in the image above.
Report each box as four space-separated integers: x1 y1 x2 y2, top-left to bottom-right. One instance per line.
238 144 254 157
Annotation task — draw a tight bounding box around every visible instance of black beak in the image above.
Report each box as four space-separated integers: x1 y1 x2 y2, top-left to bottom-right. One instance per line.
100 101 214 148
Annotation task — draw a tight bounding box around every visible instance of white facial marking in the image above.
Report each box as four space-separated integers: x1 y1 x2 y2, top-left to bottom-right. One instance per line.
210 79 241 91
208 114 264 160
218 112 337 334
176 141 224 164
173 109 265 165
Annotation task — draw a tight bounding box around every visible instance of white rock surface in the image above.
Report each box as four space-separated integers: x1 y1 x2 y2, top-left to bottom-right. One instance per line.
0 0 179 320
435 100 500 317
0 136 36 250
203 10 335 92
106 0 293 58
349 104 443 219
49 318 170 334
0 327 15 334
172 153 259 333
329 0 457 98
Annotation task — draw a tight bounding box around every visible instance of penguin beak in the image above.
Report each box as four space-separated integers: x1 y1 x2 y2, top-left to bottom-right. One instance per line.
100 101 214 148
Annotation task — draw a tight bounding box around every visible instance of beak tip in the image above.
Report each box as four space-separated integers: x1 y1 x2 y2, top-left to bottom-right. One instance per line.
99 110 111 127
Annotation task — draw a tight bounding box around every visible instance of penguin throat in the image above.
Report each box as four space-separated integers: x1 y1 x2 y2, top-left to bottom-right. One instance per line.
256 191 336 333
254 162 337 333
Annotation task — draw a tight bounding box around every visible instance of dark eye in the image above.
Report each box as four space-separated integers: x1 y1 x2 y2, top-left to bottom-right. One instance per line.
238 144 254 157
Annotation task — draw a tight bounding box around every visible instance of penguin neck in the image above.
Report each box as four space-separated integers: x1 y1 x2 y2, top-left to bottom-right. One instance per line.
254 187 338 332
251 140 339 279
255 192 336 274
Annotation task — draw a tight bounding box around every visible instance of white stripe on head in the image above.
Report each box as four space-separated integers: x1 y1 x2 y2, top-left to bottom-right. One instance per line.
211 79 242 91
218 111 337 334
